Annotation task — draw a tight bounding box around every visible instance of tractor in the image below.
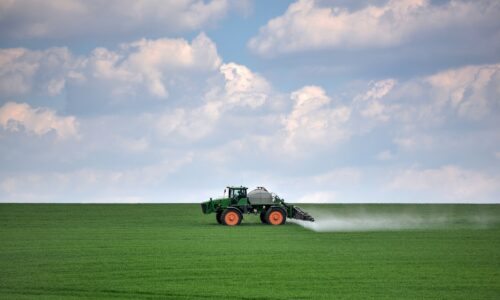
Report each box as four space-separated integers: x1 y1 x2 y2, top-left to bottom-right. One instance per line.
201 186 314 226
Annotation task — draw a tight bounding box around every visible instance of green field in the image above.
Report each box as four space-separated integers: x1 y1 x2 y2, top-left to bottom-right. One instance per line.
1 204 500 299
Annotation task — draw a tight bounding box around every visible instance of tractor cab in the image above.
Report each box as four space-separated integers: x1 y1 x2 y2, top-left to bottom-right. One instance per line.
227 186 247 199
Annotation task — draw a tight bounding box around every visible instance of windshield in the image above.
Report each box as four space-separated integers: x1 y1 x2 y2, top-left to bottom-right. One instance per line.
229 188 246 198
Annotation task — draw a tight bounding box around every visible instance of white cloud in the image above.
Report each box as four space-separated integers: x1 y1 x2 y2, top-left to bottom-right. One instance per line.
0 0 238 39
248 0 500 56
0 48 36 95
219 63 271 108
0 47 82 97
1 35 499 204
351 64 500 131
0 34 222 100
426 63 500 120
89 48 137 82
0 43 270 148
88 33 222 98
404 64 500 131
0 102 78 139
355 79 396 122
154 104 220 142
284 86 350 151
153 62 273 142
389 165 498 201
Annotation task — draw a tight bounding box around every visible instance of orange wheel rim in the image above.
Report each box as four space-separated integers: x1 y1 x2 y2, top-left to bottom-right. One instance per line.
269 211 283 225
224 211 239 226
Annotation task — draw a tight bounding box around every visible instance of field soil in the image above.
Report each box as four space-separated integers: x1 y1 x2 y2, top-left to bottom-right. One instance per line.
1 204 499 299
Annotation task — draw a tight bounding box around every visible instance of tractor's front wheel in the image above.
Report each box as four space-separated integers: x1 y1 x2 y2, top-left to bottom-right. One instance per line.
216 211 223 224
222 208 242 226
266 207 286 225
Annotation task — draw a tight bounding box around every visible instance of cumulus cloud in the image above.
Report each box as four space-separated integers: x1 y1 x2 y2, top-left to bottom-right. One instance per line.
0 33 222 101
355 79 397 122
88 33 221 98
1 34 499 204
154 80 351 158
284 86 350 151
0 38 272 146
389 165 499 201
248 0 500 56
154 62 272 142
219 63 271 108
425 63 500 120
154 104 220 142
337 63 499 161
0 0 241 39
0 102 78 139
352 63 500 129
0 47 83 97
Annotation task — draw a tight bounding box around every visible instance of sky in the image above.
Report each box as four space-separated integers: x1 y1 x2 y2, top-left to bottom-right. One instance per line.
0 0 499 203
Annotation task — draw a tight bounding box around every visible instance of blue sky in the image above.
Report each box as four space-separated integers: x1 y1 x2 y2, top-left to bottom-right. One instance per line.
0 0 499 203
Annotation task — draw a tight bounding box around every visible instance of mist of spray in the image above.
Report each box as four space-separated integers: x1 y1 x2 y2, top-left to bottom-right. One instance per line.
289 208 497 232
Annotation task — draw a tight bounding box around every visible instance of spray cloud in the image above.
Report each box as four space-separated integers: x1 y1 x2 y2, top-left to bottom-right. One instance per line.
289 207 498 232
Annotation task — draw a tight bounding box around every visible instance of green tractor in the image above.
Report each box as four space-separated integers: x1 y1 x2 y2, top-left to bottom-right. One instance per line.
201 186 314 226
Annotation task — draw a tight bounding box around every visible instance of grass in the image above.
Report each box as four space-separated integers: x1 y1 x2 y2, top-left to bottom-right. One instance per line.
0 204 499 299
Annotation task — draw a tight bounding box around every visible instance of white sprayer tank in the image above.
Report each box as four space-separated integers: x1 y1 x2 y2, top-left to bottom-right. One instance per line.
247 187 274 205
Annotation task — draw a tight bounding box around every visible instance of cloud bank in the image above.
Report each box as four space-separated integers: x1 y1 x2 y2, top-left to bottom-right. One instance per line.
0 102 77 139
249 0 500 56
0 1 499 203
0 0 246 39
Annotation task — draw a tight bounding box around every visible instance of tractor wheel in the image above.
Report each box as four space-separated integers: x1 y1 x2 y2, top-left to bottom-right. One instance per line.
266 207 286 225
260 211 267 224
222 208 242 226
216 211 223 224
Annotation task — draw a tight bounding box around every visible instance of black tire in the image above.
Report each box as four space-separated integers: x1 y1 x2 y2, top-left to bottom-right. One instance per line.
216 211 223 224
265 207 286 225
221 207 242 226
260 210 268 224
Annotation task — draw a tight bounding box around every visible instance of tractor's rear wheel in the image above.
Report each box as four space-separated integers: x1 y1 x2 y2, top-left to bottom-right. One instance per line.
260 211 267 224
222 208 242 226
216 211 223 224
266 207 286 225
